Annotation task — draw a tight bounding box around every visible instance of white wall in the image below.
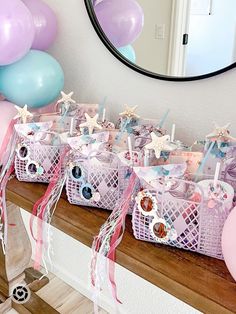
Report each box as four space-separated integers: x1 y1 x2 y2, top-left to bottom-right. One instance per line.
187 0 236 76
45 0 236 146
133 0 173 74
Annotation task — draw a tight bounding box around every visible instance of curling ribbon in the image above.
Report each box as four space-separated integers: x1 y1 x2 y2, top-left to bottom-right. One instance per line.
0 162 15 252
108 173 137 303
91 171 137 305
30 147 69 270
0 120 18 252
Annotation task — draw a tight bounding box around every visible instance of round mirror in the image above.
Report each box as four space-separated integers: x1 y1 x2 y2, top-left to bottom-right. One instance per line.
85 0 236 81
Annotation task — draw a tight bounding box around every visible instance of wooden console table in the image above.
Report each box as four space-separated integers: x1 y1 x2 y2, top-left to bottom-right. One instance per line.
5 178 236 314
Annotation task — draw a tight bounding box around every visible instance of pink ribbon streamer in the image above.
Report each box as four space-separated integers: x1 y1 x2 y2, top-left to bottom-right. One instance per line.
1 163 15 246
91 172 137 304
30 147 68 270
0 164 15 217
108 173 137 303
0 119 18 251
0 119 17 165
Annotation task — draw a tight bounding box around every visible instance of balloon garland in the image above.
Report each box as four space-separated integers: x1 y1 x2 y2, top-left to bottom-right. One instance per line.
0 0 64 109
0 50 64 108
0 0 35 66
0 0 63 263
22 0 58 51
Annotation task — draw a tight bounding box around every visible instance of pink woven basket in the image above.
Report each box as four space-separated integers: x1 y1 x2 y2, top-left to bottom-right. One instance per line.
66 150 140 211
132 177 231 259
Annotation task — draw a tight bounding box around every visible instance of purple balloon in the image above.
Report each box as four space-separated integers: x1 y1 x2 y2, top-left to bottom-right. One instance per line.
95 0 144 48
0 0 35 66
93 0 104 5
22 0 58 51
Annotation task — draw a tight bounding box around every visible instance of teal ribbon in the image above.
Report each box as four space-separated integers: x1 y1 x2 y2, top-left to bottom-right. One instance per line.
196 141 215 176
158 109 170 128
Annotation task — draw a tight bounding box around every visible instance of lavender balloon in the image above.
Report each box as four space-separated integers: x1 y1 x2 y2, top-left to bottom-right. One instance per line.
95 0 144 48
93 0 104 5
0 0 35 65
22 0 58 51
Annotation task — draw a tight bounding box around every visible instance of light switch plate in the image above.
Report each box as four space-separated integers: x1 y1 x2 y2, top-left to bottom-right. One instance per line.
155 24 165 39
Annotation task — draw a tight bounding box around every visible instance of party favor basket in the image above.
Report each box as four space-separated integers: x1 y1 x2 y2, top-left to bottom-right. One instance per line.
132 166 232 259
66 149 141 211
15 122 66 183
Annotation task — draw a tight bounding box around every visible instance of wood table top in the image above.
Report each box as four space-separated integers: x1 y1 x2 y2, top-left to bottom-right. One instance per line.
6 178 236 314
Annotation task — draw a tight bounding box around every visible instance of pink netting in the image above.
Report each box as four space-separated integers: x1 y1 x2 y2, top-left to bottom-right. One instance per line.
15 141 65 183
132 178 231 259
66 151 139 211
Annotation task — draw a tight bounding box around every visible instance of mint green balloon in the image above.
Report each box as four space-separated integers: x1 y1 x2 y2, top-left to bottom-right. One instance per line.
0 50 64 108
118 45 136 64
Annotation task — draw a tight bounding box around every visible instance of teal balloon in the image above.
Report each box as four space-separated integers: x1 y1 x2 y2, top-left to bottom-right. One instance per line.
118 45 136 63
0 50 64 108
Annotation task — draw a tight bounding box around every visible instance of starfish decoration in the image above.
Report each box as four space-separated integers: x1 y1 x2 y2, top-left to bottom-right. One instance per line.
119 105 140 119
206 123 236 145
14 105 33 124
57 91 76 110
79 113 102 135
145 133 174 159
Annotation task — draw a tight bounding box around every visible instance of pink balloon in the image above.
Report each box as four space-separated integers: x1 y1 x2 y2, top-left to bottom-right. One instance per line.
222 207 236 281
0 101 17 149
22 0 58 51
95 0 144 48
0 0 35 65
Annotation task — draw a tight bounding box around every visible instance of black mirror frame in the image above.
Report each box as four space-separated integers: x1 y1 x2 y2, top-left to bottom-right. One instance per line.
84 0 236 81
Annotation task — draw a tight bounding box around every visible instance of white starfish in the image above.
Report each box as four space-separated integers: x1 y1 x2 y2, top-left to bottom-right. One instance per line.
145 133 174 159
79 113 102 135
119 105 140 119
14 105 33 124
57 91 76 106
206 123 236 145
